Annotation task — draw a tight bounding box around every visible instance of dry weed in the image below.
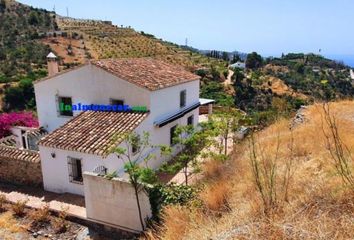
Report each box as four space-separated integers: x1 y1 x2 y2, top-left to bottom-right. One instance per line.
0 212 24 233
52 206 69 233
30 203 50 225
0 194 6 211
199 180 231 213
159 206 190 240
202 159 224 180
12 199 28 217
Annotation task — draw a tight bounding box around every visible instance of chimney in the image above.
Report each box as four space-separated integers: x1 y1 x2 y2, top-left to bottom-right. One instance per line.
47 52 59 76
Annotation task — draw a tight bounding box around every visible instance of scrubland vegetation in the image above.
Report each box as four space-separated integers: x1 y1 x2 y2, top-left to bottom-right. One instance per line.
145 101 354 240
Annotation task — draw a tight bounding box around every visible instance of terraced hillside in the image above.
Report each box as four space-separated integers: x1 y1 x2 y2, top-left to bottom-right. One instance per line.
56 16 226 70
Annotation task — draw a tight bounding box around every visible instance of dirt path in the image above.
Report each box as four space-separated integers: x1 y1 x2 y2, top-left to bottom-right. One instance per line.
224 69 234 86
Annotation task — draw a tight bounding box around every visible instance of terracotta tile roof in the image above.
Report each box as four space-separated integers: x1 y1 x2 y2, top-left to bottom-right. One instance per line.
0 146 40 163
38 111 149 156
0 135 17 147
92 58 200 91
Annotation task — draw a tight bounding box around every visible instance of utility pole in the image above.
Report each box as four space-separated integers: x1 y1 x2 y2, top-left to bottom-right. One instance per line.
66 7 72 50
185 38 188 47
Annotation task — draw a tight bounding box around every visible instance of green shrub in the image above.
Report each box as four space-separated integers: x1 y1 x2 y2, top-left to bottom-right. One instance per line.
148 183 198 220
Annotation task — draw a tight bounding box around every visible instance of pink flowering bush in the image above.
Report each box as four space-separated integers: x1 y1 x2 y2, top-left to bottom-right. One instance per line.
0 112 39 138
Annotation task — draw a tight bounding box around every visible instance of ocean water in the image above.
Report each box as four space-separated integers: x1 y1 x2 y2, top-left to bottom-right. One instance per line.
324 55 354 68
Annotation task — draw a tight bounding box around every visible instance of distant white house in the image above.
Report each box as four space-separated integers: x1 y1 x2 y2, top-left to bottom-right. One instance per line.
230 61 246 69
34 53 201 196
312 66 321 73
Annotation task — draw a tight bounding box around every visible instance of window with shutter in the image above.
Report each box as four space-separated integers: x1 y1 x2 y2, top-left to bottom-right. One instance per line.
180 90 186 108
67 157 83 184
58 96 73 116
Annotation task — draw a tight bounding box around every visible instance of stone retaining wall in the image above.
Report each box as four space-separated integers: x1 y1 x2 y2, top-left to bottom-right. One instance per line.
0 146 42 186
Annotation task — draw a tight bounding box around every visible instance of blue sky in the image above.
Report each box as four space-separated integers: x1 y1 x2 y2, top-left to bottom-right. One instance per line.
18 0 354 56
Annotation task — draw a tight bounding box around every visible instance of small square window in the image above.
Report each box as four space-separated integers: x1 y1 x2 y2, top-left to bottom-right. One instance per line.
180 90 186 108
110 99 124 106
58 97 73 116
170 125 177 146
187 115 194 126
67 157 83 184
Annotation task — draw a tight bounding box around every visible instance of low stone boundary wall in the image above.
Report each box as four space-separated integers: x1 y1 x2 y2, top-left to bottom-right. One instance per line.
0 146 42 186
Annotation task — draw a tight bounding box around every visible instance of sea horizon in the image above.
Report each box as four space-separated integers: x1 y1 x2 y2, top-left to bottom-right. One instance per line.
324 54 354 68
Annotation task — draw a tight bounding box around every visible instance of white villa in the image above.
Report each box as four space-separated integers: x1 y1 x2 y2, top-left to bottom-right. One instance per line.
230 61 246 69
34 53 202 196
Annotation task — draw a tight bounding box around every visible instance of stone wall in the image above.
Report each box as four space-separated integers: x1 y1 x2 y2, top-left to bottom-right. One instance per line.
0 146 42 186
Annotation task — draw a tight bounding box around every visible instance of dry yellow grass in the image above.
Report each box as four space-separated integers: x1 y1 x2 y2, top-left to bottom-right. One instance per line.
200 179 232 212
202 159 225 180
158 206 191 240
151 100 354 240
0 212 24 233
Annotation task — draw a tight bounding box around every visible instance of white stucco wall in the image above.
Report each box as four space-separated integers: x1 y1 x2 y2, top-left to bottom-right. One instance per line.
39 146 120 195
145 80 200 168
34 64 151 132
83 172 151 232
149 80 200 122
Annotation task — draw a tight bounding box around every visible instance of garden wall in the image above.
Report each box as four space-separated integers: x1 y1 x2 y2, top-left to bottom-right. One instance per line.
0 146 42 186
83 172 152 233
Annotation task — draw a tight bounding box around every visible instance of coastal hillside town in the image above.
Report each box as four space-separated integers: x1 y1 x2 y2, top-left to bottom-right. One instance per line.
0 0 353 239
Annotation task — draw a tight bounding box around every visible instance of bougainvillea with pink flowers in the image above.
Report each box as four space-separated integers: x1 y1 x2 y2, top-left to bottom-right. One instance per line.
0 112 39 138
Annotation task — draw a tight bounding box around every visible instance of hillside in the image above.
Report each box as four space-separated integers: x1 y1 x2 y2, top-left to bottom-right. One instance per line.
265 54 353 99
0 1 229 112
148 100 354 239
231 53 354 123
51 16 227 71
0 0 227 79
0 0 56 83
0 2 353 117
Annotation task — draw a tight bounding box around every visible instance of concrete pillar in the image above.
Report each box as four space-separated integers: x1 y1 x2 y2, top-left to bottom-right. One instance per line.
208 104 213 114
